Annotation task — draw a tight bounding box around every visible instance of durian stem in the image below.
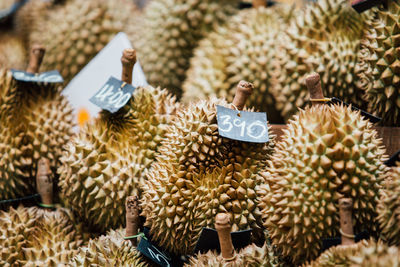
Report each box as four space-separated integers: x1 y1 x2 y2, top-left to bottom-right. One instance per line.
252 0 266 8
232 80 254 111
36 158 53 209
215 213 236 261
121 49 137 84
125 196 140 246
339 198 355 245
26 45 45 73
305 73 325 106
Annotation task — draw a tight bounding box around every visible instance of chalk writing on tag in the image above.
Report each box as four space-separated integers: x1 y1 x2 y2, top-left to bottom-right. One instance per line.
11 70 64 83
89 76 135 113
216 105 269 143
137 237 172 267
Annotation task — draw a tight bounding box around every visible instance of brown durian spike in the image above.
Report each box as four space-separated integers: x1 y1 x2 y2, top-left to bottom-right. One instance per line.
215 213 236 261
121 48 137 84
232 80 254 111
305 72 326 106
36 158 53 209
26 44 45 74
339 198 355 245
253 0 267 8
125 196 140 246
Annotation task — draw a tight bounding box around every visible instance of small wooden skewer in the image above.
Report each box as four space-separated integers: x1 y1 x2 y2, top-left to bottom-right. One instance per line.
121 49 137 84
232 80 254 111
215 213 236 261
339 198 355 245
36 158 53 210
26 45 45 74
125 196 140 246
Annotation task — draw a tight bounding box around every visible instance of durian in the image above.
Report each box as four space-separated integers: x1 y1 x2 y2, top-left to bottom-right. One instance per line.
259 74 389 264
182 2 294 123
0 32 26 70
357 0 400 126
29 0 138 84
58 49 178 233
349 240 400 267
133 0 240 98
141 81 275 255
376 164 400 246
186 213 281 267
0 45 75 200
272 0 369 120
70 196 150 267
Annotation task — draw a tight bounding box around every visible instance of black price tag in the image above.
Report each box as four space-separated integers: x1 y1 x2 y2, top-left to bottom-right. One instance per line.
328 97 381 124
137 237 173 267
216 105 269 143
11 69 64 84
193 227 252 254
322 230 369 251
89 76 135 113
351 0 383 13
385 150 400 167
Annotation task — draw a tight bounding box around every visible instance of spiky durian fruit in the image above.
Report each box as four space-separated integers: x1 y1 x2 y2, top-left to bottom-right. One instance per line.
186 242 280 267
304 240 368 267
133 0 240 98
376 165 400 246
349 240 400 267
0 50 75 200
0 33 26 69
141 93 275 255
29 0 138 83
357 1 400 126
17 207 84 266
59 85 178 233
272 0 369 120
70 228 149 267
259 104 389 264
182 4 294 123
0 206 37 265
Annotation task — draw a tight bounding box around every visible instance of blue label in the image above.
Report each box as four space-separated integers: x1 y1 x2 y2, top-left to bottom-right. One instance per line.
11 69 64 83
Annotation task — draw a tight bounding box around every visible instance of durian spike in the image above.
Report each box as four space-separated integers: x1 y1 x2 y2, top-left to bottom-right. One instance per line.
252 0 267 8
339 198 355 245
26 44 45 73
232 80 254 111
215 213 236 261
125 196 140 246
36 158 53 209
121 48 137 84
305 72 325 106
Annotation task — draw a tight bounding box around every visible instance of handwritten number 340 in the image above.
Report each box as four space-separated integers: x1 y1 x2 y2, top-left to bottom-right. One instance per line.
219 115 267 139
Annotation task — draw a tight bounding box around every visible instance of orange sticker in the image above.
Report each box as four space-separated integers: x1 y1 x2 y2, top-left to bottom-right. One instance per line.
77 108 90 127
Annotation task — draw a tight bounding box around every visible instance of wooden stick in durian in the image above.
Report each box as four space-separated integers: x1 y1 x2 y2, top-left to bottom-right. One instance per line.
125 196 140 246
121 48 137 84
26 44 45 73
306 72 327 106
252 0 267 8
339 198 355 245
36 158 53 210
215 213 236 261
232 80 254 111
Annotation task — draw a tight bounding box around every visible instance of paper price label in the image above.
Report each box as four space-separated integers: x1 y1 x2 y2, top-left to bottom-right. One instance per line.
216 105 269 143
89 76 135 113
11 70 64 84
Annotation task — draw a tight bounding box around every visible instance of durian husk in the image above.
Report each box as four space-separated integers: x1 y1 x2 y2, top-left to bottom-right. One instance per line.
58 86 178 233
141 97 275 255
182 5 294 123
0 206 84 266
186 242 281 267
0 32 26 70
356 0 400 126
348 240 400 267
29 0 138 84
0 69 75 200
376 164 400 246
272 0 370 121
259 104 389 265
133 0 240 98
70 228 150 267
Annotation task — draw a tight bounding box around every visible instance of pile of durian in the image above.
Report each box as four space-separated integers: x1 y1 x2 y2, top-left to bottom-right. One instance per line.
1 0 400 266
